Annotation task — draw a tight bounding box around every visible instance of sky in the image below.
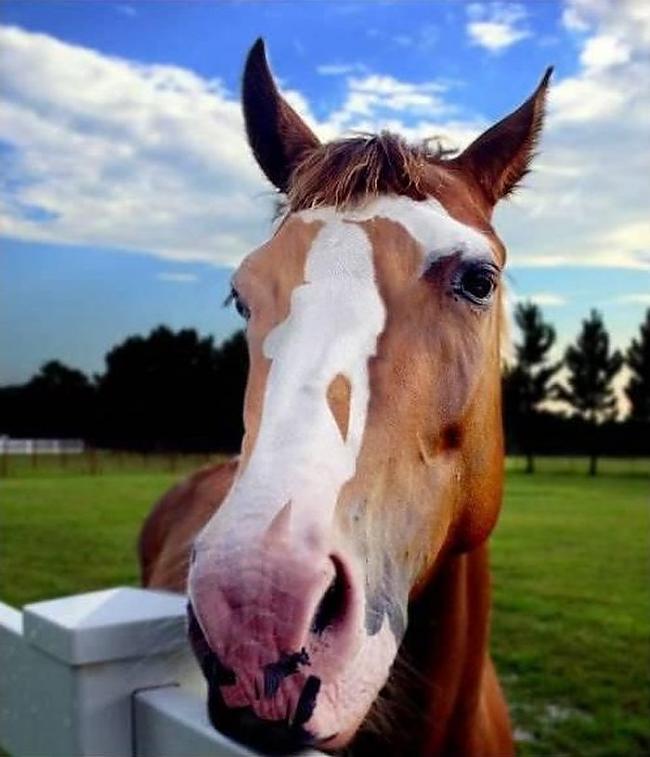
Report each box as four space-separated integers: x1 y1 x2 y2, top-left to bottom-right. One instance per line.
1 0 649 386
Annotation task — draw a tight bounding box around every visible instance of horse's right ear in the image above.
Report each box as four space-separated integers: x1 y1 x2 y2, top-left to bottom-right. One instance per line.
242 39 320 193
450 67 552 207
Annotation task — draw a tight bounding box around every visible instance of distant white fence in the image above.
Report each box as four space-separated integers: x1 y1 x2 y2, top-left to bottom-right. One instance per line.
0 437 85 455
0 588 255 756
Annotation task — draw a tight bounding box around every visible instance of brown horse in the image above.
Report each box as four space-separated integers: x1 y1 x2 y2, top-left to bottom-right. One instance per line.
139 39 551 756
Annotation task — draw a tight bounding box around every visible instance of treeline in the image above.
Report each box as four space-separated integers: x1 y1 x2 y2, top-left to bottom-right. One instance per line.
504 305 649 474
0 327 248 453
1 308 649 470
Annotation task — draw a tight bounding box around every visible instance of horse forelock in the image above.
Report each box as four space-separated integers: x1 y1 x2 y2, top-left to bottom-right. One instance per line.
285 131 455 212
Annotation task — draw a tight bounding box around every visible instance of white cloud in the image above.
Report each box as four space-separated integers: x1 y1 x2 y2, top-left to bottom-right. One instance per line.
552 0 650 126
494 0 650 271
467 21 529 52
320 74 460 139
561 4 590 32
0 25 270 266
466 3 530 52
561 0 650 47
156 272 199 283
580 33 630 69
0 26 464 267
549 76 627 122
1 3 649 276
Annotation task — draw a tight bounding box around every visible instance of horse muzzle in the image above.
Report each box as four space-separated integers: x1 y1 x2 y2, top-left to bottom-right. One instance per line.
187 529 376 753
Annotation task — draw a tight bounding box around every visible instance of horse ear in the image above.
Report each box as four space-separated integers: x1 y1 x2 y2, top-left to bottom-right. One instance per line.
452 67 553 206
242 38 320 193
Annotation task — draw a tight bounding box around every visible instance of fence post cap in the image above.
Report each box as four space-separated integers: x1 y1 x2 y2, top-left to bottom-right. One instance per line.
23 587 188 665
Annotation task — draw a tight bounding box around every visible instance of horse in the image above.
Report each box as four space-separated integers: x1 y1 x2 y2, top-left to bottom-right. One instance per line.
139 38 551 756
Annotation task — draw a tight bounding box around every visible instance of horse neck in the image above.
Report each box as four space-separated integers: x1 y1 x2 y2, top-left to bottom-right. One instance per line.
352 543 497 756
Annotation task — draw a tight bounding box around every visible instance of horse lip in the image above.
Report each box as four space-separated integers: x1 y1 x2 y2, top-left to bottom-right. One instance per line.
206 682 318 755
188 600 332 753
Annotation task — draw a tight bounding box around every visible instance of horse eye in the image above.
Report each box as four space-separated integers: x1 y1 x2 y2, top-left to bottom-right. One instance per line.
226 287 251 321
455 262 498 306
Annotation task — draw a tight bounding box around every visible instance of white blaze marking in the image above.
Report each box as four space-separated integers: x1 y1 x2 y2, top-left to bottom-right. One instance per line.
204 214 384 542
300 196 493 273
200 196 491 542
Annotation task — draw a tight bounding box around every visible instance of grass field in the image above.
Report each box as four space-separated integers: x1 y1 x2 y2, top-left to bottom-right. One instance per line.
1 455 648 755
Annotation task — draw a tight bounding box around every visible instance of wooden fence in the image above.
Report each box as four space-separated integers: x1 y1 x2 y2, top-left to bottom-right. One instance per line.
0 588 258 756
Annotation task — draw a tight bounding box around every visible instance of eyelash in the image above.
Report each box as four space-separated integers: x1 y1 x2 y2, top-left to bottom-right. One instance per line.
225 287 251 321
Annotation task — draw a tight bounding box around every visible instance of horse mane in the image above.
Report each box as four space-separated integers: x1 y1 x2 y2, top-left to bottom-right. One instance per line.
286 131 454 211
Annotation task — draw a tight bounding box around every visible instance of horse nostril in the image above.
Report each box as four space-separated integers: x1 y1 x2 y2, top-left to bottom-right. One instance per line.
310 556 348 635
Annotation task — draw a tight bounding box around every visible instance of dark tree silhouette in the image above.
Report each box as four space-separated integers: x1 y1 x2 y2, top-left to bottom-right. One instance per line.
213 330 249 451
0 360 96 439
28 360 90 391
503 302 560 473
3 313 648 459
555 310 623 475
31 360 96 435
625 308 650 422
96 326 248 452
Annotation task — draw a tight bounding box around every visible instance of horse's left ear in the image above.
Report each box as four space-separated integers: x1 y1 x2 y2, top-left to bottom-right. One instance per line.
242 38 321 193
452 67 553 206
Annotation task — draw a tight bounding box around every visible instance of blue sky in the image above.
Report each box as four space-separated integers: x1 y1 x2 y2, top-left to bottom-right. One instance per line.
1 0 649 386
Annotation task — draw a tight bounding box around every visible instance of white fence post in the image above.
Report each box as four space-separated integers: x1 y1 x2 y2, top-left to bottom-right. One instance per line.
0 587 202 756
0 588 317 756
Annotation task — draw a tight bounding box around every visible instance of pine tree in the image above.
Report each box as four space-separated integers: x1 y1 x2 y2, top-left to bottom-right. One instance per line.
625 308 650 422
503 301 560 473
556 310 623 475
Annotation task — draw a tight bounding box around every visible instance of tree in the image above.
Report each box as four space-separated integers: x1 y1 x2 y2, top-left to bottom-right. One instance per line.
503 301 560 473
213 330 249 451
556 310 623 475
96 326 248 452
29 360 96 438
625 308 650 422
0 360 96 439
28 360 91 392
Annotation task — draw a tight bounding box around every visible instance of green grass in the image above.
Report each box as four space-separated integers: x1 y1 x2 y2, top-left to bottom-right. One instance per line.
492 472 650 756
1 457 648 755
0 452 226 605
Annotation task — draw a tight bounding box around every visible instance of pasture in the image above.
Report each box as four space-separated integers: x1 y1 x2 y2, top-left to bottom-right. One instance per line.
1 455 648 756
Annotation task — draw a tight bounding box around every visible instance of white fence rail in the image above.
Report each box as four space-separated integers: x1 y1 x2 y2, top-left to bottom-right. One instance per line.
0 588 254 756
0 437 85 455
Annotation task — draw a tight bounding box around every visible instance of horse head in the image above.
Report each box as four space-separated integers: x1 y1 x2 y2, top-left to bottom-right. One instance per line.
187 39 550 754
